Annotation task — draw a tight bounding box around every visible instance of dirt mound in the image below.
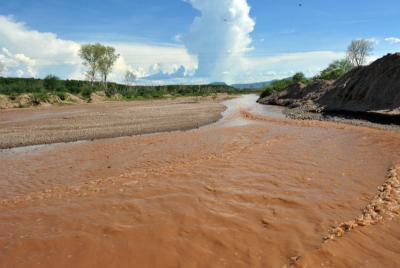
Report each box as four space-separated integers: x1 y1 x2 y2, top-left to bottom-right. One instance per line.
258 53 400 116
258 80 333 111
65 93 84 104
45 95 63 106
258 82 305 107
0 95 13 109
319 53 400 114
16 94 34 107
0 93 89 109
90 91 107 103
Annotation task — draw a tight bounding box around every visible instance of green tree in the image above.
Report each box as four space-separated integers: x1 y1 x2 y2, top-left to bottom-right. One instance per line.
43 75 60 90
259 78 293 98
125 70 137 87
318 59 354 80
98 46 119 88
347 39 374 67
79 43 106 85
292 72 306 83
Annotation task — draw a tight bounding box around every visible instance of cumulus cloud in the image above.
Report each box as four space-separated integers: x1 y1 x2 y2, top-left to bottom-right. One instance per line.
385 37 400 44
0 12 364 84
110 43 196 80
183 0 255 83
0 15 196 82
0 48 36 77
0 15 80 77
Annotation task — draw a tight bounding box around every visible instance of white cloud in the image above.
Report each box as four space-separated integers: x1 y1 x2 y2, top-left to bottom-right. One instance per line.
174 34 183 42
238 51 346 82
385 37 400 44
0 15 80 77
0 15 196 82
366 37 379 45
0 13 373 85
183 0 255 83
135 50 349 84
110 43 196 80
0 16 80 67
0 47 36 77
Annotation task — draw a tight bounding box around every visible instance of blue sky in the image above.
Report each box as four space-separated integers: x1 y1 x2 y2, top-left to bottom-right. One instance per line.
0 0 399 84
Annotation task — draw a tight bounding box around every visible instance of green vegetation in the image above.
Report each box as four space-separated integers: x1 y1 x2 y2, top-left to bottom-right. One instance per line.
55 91 67 101
81 87 94 100
0 42 247 106
259 58 355 99
259 78 291 98
43 75 62 90
292 72 308 84
259 60 355 98
259 72 310 99
31 91 50 105
79 43 119 87
315 59 354 80
103 84 245 100
0 76 249 105
259 39 374 99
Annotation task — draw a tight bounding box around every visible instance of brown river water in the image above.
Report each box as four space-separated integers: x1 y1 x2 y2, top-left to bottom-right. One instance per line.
1 95 400 267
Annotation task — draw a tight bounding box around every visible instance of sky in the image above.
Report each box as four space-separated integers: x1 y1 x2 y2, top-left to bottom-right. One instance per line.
0 0 399 84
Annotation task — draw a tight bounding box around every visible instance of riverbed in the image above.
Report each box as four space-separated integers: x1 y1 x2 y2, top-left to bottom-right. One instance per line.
1 95 399 267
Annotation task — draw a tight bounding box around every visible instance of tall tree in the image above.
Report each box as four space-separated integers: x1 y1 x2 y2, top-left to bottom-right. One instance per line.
124 70 137 87
347 39 374 67
79 43 106 85
98 47 119 88
0 60 4 77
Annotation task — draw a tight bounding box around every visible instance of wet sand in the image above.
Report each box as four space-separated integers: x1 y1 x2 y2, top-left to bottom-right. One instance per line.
1 95 400 267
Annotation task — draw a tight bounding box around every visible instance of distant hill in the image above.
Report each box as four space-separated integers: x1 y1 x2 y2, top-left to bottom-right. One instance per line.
209 81 272 89
231 81 272 89
209 82 228 86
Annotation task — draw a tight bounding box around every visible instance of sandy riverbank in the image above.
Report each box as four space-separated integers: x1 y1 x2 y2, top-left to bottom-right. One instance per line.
0 96 229 149
0 95 400 267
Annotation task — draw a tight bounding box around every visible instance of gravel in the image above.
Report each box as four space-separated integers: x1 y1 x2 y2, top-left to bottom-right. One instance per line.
0 97 228 149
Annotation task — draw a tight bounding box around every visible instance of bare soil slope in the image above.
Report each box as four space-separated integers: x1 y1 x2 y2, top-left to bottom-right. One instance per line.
258 53 400 116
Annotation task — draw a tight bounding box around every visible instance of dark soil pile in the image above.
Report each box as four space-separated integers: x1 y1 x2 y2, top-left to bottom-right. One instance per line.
258 53 400 116
319 53 400 114
258 80 334 112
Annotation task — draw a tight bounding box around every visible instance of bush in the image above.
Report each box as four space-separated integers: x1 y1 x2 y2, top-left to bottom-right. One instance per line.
32 91 49 105
104 85 119 98
55 91 67 101
316 59 354 80
64 80 83 94
81 87 94 100
292 72 307 84
43 75 61 90
260 78 293 98
0 77 252 101
259 88 275 98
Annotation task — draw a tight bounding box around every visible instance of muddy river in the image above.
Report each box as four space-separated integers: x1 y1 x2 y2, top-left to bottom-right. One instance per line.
1 95 400 267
